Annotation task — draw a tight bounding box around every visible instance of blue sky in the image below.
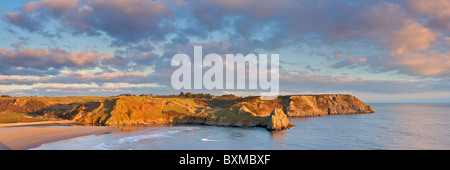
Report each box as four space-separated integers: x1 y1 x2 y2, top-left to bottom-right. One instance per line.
0 0 450 103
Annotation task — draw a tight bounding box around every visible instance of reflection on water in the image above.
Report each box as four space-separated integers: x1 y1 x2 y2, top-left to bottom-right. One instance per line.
33 103 450 150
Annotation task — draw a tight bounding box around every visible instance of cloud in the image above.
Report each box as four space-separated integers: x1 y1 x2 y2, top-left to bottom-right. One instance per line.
382 19 438 55
6 0 174 45
278 70 447 94
33 82 163 91
5 0 441 54
22 0 78 12
330 51 368 68
5 12 43 32
112 42 159 71
403 0 450 32
348 57 367 64
0 48 115 70
0 76 49 85
10 41 27 49
53 70 150 84
0 66 60 76
0 82 166 97
385 50 450 77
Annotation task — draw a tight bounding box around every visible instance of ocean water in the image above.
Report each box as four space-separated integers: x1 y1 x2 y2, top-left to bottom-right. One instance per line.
32 103 450 150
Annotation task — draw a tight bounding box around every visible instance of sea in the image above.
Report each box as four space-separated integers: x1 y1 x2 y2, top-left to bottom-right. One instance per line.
32 103 450 150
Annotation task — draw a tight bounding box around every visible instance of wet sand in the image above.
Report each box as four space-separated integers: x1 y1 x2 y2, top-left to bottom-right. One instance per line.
0 120 75 127
0 125 119 150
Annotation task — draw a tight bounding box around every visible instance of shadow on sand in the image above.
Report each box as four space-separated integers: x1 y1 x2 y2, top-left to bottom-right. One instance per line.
0 142 11 150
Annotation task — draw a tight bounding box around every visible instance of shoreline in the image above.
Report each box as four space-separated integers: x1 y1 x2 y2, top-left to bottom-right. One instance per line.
0 120 75 127
0 122 119 150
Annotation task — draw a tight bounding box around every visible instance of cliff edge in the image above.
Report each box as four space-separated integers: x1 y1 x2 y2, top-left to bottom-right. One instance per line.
0 94 374 131
266 108 294 131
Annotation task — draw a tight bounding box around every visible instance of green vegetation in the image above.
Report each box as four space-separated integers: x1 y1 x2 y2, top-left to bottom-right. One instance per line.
0 93 374 131
0 112 50 123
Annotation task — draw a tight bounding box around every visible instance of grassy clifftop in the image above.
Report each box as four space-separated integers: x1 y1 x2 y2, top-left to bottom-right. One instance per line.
32 96 207 125
214 94 375 117
0 94 374 131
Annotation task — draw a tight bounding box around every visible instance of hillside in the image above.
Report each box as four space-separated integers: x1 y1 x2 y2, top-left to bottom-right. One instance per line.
0 94 375 131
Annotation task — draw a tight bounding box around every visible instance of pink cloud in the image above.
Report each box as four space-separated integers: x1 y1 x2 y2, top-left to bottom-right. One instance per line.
61 70 148 82
403 0 450 32
348 57 367 64
23 0 79 12
278 70 431 94
0 48 114 70
386 50 450 77
0 75 49 85
383 19 438 55
443 37 450 45
403 0 450 16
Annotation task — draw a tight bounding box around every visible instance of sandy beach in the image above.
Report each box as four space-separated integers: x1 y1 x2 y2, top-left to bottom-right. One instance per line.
0 122 119 150
0 120 75 127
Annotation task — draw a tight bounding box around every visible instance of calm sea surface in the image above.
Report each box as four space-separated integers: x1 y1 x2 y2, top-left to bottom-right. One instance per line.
33 103 450 150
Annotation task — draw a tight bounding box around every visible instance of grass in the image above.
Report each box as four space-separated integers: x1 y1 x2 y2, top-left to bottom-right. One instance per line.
0 112 51 123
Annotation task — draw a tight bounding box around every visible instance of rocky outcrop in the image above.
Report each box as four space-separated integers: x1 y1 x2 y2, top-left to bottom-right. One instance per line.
266 108 294 131
285 95 375 117
204 106 268 128
0 98 48 113
173 106 294 131
35 96 206 126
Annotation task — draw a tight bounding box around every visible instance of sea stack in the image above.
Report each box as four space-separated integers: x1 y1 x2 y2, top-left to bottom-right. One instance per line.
266 108 294 131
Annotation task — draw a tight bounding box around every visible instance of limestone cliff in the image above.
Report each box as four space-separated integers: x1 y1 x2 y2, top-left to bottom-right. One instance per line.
285 95 375 117
0 94 374 131
34 96 207 125
226 94 375 117
266 108 294 131
173 106 294 131
0 98 48 113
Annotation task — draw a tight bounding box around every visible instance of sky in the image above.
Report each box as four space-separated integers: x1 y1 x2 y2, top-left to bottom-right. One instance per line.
0 0 449 103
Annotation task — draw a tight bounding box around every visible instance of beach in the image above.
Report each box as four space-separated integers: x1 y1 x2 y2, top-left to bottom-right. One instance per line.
0 122 118 150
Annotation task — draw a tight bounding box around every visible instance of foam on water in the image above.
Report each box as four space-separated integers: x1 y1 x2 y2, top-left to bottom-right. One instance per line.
91 126 201 150
117 130 181 144
201 138 218 142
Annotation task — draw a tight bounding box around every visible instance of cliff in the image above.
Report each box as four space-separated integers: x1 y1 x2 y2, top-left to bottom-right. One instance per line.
0 94 374 131
0 97 107 114
223 94 375 117
266 108 294 131
285 95 375 117
33 96 207 125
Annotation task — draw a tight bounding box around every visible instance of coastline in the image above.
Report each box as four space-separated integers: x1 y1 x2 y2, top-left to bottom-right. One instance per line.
0 120 75 127
0 122 119 150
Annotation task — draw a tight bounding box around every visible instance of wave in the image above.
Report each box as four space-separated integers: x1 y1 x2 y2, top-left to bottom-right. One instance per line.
91 127 200 149
117 130 181 144
31 135 95 150
201 138 218 142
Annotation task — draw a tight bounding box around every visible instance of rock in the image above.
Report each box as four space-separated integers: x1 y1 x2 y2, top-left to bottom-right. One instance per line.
266 108 294 131
366 105 375 113
238 105 256 116
286 95 375 117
